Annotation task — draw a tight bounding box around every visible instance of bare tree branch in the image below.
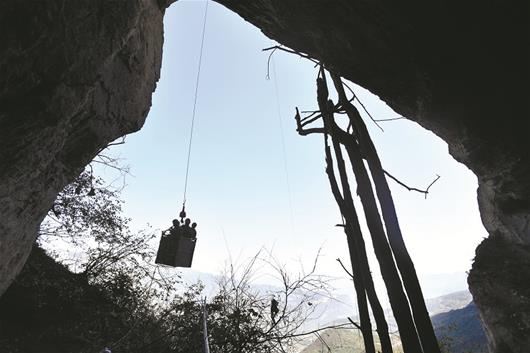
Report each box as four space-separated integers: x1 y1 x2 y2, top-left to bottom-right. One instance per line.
373 116 406 122
336 258 355 280
263 45 320 66
384 171 441 199
339 79 384 132
347 317 362 331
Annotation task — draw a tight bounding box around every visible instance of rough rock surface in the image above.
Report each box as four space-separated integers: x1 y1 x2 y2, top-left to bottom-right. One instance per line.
0 0 171 295
468 237 530 353
0 0 528 352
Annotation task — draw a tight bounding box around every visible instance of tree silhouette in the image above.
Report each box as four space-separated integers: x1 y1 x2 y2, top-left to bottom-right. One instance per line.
295 67 440 353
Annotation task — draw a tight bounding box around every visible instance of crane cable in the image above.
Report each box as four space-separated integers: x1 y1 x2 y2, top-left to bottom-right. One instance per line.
182 0 209 213
270 56 295 234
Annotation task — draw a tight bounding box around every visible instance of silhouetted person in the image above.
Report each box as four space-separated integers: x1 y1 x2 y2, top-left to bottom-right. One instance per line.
190 222 197 239
181 218 193 238
156 219 182 266
167 219 180 237
271 298 279 323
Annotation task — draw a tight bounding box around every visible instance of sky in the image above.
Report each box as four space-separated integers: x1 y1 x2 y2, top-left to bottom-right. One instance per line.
96 1 487 298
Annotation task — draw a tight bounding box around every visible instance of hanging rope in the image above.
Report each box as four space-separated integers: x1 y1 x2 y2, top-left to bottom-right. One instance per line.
270 57 295 234
182 0 209 210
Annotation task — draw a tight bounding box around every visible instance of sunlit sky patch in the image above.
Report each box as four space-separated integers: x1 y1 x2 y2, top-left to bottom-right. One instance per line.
95 1 486 300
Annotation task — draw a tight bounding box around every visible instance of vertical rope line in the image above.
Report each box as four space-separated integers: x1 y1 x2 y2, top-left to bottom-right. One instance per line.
183 0 209 205
271 58 295 234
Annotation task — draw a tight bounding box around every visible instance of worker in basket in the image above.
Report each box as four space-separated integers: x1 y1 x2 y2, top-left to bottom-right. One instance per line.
165 219 181 237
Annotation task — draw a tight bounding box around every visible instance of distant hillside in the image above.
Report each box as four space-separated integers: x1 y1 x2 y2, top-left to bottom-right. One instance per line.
378 290 474 332
300 328 404 353
300 292 487 353
425 290 472 316
433 302 488 353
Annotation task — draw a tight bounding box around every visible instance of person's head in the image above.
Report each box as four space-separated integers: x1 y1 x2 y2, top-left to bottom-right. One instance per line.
172 219 179 227
191 222 197 229
185 218 191 226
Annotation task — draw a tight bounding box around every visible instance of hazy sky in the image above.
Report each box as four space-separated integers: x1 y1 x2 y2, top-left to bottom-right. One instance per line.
98 1 486 294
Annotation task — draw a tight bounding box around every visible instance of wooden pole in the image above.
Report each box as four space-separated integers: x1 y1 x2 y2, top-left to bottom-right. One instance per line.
318 74 423 353
330 73 441 353
325 142 393 353
202 298 210 353
319 77 392 353
324 142 376 353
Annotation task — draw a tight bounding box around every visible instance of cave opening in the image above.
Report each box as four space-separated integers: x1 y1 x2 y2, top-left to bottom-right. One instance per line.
126 1 485 287
80 0 487 338
5 0 526 351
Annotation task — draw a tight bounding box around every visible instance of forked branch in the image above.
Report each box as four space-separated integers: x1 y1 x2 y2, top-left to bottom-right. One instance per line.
384 171 441 199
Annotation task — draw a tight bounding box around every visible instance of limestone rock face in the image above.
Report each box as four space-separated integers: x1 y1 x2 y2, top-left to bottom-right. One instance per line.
468 237 530 353
0 0 173 295
0 0 528 352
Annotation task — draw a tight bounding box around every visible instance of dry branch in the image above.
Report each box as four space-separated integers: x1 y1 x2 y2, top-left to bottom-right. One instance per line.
336 258 355 280
374 116 406 122
384 171 441 199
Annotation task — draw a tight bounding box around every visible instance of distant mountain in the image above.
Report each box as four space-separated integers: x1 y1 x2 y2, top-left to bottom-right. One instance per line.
374 290 474 332
300 328 403 353
433 302 488 353
177 269 487 353
175 269 474 331
425 290 473 316
299 291 488 353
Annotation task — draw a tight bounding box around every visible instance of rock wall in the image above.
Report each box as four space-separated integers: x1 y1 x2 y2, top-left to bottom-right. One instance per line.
0 0 528 352
0 0 172 295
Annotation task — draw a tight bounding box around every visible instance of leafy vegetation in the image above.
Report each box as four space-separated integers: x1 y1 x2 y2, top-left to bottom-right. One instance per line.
0 167 332 353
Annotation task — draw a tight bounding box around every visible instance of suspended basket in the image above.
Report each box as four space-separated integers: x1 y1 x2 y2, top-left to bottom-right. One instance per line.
155 228 197 268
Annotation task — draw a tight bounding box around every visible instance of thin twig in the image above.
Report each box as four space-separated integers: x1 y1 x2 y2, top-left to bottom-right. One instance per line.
373 116 406 122
336 258 354 280
297 127 326 136
301 114 324 127
96 136 127 155
315 332 332 352
347 317 362 331
263 45 320 66
340 79 384 132
272 322 359 340
301 111 321 121
265 47 279 80
384 171 441 199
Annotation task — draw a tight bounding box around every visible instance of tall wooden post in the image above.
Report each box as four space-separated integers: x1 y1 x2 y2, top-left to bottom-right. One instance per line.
202 298 210 353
